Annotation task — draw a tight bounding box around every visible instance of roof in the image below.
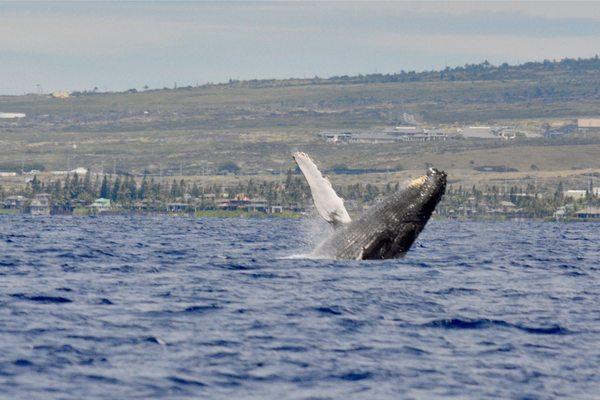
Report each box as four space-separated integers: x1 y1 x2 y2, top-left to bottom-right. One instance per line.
460 126 495 138
577 118 600 128
93 198 111 205
70 167 88 175
0 112 26 119
576 207 600 214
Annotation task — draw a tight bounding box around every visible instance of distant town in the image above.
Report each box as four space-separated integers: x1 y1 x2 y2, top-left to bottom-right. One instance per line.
316 116 600 144
1 165 599 221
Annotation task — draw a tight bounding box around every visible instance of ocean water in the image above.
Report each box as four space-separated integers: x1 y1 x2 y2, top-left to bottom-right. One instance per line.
0 215 598 399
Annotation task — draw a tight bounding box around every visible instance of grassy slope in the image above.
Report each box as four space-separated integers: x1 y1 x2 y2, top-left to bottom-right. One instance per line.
1 59 600 188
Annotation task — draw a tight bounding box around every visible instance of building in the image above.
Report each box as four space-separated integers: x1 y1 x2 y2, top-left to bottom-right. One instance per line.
34 193 52 205
0 172 17 177
593 187 600 197
246 198 268 212
577 118 600 129
89 198 111 213
564 190 587 200
51 91 70 99
318 131 352 144
495 128 519 140
167 203 191 213
574 207 600 220
500 200 517 209
3 195 27 210
30 195 51 216
270 205 284 213
70 167 88 175
218 194 268 213
391 126 419 134
0 112 26 119
347 133 399 144
459 126 494 139
318 128 447 144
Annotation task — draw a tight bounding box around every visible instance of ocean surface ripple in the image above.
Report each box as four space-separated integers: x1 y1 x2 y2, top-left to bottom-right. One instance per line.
0 216 598 399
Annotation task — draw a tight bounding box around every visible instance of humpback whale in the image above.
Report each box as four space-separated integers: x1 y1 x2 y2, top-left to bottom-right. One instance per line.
293 152 446 260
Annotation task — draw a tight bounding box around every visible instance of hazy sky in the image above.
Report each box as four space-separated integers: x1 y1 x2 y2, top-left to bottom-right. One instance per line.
1 1 599 94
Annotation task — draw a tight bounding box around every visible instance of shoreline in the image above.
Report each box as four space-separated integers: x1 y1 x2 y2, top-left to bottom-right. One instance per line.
1 211 598 222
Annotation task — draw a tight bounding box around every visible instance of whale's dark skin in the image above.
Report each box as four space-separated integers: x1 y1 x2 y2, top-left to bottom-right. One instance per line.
313 168 446 260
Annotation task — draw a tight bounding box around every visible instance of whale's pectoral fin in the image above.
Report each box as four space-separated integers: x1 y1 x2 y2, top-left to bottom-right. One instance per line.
293 152 351 226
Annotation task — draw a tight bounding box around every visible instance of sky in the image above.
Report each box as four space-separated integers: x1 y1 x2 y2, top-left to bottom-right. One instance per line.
1 1 599 95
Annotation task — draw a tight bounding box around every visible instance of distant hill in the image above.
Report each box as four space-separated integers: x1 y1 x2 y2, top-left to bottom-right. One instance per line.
1 56 599 129
1 57 600 178
207 56 600 89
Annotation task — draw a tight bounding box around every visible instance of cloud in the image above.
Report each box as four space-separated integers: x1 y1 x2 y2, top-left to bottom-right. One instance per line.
366 32 599 63
0 1 598 94
0 13 219 56
399 1 600 21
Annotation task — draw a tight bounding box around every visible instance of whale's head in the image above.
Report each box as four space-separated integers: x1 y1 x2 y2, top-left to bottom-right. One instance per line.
359 168 447 259
403 168 447 221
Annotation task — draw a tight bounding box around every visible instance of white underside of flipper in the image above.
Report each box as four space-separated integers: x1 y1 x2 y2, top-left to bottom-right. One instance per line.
293 152 351 226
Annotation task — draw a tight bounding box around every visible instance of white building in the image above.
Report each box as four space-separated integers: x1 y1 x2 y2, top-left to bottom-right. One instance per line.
51 91 70 99
459 126 494 139
89 198 111 213
392 126 419 134
70 167 88 175
0 112 26 119
564 190 587 200
577 118 600 128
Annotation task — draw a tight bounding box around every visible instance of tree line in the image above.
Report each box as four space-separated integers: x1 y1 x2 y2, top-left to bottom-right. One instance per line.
1 171 595 217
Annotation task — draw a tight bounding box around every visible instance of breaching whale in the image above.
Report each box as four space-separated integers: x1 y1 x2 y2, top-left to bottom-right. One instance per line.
293 152 446 260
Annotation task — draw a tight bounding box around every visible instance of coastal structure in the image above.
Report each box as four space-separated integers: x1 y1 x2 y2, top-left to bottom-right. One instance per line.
564 190 587 200
318 126 447 144
577 118 600 132
574 207 600 220
218 195 268 213
3 195 27 210
89 198 111 213
51 91 70 99
167 202 191 213
30 194 51 216
459 126 493 138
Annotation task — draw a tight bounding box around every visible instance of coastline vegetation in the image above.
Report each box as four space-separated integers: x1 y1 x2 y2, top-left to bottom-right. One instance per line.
1 169 598 220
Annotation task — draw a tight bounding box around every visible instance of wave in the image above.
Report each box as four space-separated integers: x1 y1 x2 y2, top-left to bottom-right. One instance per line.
10 293 72 303
422 318 571 335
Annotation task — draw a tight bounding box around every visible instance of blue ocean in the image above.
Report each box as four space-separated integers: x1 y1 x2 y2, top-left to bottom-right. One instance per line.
0 216 598 399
